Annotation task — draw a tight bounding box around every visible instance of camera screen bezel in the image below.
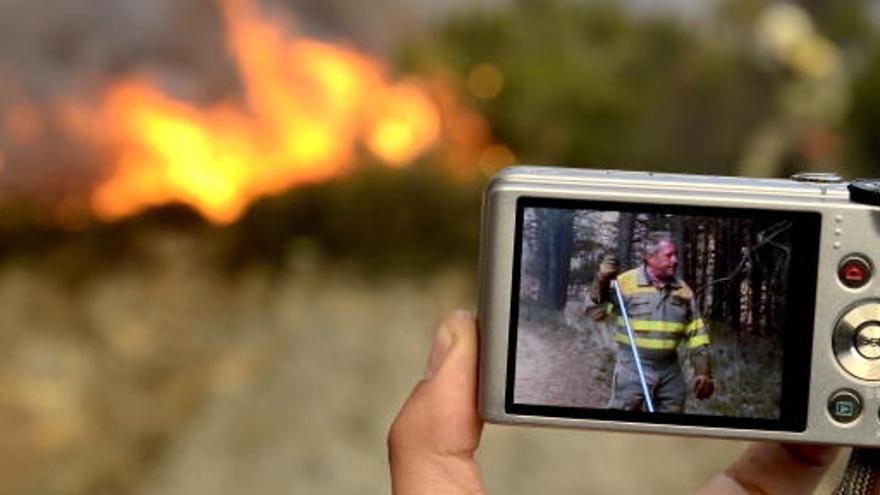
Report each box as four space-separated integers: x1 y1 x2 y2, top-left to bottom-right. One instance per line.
505 196 822 432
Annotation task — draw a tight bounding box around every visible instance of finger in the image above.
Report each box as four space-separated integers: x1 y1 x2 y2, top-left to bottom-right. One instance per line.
388 310 485 495
694 442 839 494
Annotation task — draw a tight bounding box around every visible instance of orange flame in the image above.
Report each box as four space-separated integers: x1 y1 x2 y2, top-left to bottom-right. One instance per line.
93 0 446 224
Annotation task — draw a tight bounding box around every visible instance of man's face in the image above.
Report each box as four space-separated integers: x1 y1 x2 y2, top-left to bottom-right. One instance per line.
646 240 678 281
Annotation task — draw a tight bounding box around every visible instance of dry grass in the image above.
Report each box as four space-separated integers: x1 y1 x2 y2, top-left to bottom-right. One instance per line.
0 229 848 494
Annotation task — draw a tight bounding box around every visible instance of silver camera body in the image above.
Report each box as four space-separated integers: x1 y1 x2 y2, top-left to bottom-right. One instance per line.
479 166 880 446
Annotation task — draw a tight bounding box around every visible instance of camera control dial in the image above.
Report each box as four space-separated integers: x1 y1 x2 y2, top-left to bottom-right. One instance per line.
848 179 880 207
834 302 880 380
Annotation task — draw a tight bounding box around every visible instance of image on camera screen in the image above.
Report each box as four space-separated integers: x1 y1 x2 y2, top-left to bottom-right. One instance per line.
508 198 820 430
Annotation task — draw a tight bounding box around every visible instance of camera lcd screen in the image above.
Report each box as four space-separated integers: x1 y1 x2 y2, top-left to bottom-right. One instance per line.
507 197 821 431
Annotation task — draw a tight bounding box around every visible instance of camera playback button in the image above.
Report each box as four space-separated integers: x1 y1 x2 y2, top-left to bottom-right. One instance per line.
828 389 863 424
839 255 872 289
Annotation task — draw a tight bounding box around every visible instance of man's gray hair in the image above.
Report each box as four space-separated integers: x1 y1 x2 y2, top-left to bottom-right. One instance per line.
644 231 676 259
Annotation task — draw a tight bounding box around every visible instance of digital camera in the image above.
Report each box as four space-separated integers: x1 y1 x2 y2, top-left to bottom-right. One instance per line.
478 166 880 446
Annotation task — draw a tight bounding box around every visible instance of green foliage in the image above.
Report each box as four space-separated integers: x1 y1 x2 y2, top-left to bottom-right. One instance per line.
398 0 775 174
0 164 483 277
686 321 782 419
0 200 213 286
0 202 67 260
847 47 880 174
799 0 876 48
225 162 482 274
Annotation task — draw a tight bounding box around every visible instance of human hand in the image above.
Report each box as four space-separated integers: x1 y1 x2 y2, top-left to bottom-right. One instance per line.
387 310 485 494
693 373 715 400
695 443 838 494
598 255 620 281
387 311 839 494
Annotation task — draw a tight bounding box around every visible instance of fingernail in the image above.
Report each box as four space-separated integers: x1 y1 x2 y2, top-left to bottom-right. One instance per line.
425 320 455 379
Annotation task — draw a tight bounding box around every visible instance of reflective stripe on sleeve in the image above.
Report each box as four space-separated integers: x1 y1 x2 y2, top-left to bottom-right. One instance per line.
686 318 706 333
687 333 710 348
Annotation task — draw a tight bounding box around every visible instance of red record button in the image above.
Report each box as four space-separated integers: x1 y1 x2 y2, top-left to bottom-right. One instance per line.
838 255 872 289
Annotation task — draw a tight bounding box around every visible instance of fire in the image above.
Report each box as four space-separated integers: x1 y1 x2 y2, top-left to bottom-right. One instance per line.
93 0 449 224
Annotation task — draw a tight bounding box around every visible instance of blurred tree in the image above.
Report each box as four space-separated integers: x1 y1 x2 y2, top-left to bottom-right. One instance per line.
398 0 777 175
847 46 880 175
531 208 574 310
398 0 880 179
227 161 481 274
796 0 876 49
0 161 483 276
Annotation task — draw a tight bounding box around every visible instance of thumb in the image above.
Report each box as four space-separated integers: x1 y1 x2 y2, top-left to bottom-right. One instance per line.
387 310 485 495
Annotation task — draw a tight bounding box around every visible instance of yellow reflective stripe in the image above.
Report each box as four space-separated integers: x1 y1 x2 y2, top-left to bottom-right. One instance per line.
617 271 638 291
618 269 658 295
615 318 685 333
604 303 614 316
633 320 685 332
688 334 710 348
686 318 705 333
614 333 679 350
621 286 657 296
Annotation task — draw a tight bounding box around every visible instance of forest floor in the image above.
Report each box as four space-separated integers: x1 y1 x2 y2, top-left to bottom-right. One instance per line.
513 303 783 420
514 318 614 408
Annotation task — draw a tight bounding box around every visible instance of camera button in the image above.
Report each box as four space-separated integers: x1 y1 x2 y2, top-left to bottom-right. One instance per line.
839 255 872 289
791 172 843 183
828 389 863 423
856 323 880 360
833 302 880 380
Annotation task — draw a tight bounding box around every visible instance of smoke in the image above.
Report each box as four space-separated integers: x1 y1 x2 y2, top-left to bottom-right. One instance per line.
0 0 237 204
0 0 504 213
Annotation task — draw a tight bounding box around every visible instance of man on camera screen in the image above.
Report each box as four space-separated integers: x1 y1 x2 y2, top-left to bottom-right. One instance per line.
589 232 715 412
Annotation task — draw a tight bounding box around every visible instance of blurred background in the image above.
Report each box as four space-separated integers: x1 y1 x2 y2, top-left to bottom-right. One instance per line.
1 0 878 492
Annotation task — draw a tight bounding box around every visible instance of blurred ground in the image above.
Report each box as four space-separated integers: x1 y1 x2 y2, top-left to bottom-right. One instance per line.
0 228 850 494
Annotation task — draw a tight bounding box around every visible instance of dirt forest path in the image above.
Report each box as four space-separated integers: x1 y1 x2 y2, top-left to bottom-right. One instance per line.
513 320 613 408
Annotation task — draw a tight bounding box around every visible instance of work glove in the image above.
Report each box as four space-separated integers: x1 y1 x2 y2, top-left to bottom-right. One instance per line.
693 374 715 400
589 254 621 305
597 255 620 282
